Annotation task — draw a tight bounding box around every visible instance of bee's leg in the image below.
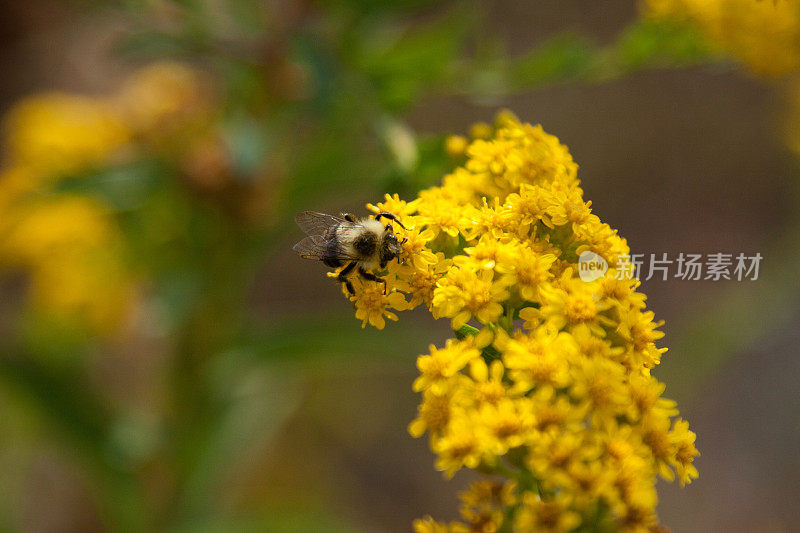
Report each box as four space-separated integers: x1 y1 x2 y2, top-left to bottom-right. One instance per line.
358 267 387 294
374 212 406 230
341 213 358 223
338 261 357 295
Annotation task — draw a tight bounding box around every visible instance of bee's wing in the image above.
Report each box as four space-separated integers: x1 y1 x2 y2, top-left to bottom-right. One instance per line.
292 235 329 260
295 211 352 236
293 235 359 262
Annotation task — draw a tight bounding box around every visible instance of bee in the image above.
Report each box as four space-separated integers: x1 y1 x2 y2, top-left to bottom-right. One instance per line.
293 210 407 295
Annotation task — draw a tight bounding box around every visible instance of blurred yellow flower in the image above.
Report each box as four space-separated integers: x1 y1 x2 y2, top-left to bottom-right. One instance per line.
0 196 133 332
3 94 129 177
444 134 468 158
515 492 581 533
645 0 800 77
0 60 210 336
116 61 209 139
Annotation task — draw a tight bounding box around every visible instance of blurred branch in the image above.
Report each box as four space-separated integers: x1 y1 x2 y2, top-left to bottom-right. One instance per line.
448 17 719 98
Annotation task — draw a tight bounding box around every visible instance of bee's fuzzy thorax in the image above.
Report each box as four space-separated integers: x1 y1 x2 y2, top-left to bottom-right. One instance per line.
360 217 385 234
336 219 383 263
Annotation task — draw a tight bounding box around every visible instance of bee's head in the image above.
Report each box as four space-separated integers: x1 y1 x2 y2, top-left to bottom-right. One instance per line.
382 226 406 259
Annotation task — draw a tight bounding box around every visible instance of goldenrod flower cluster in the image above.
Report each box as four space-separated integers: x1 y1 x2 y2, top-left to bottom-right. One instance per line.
0 62 205 333
342 112 698 531
645 0 800 77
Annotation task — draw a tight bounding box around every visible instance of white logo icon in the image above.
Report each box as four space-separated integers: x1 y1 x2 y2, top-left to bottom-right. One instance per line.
578 251 608 282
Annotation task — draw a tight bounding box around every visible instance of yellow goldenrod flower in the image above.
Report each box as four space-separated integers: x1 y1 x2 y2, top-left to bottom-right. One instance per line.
456 480 516 532
409 388 454 438
530 386 587 436
413 338 481 393
508 245 557 301
467 358 507 405
478 396 535 455
412 516 470 533
514 492 581 533
367 193 421 219
432 267 512 329
627 373 679 421
456 235 519 273
670 418 701 486
538 273 611 337
332 111 697 531
432 413 486 477
390 253 452 309
397 226 438 269
501 329 575 393
351 283 409 329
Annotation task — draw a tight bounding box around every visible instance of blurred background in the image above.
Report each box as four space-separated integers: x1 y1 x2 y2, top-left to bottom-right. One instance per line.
0 1 798 532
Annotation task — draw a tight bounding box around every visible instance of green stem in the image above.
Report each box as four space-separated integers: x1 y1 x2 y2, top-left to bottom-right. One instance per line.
499 305 514 333
488 457 518 480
